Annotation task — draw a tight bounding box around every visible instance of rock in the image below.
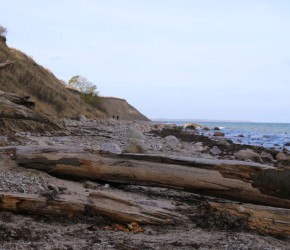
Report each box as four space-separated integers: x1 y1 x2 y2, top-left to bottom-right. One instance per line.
210 146 222 155
100 142 121 154
276 152 288 161
238 134 245 138
79 115 87 121
125 127 145 141
236 149 263 163
260 151 274 163
213 132 225 137
165 136 179 146
215 137 231 147
214 127 221 130
284 142 290 147
122 139 146 154
203 127 210 131
0 136 8 146
184 123 201 130
192 142 204 152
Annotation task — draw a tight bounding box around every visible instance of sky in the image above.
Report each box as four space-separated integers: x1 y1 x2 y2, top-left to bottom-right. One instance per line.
1 0 290 122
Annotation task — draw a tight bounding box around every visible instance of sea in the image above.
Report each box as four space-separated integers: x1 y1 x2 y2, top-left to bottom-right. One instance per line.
154 120 290 151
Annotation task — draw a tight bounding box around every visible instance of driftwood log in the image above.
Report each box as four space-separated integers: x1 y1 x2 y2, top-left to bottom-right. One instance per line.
15 148 290 209
0 191 175 225
207 201 290 236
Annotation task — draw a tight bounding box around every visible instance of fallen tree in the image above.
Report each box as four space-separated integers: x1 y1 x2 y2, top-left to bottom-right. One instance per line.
206 201 290 236
0 191 175 225
15 148 290 209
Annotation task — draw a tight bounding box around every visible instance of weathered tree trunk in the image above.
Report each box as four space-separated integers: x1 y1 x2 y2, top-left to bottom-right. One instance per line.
15 148 290 209
0 191 175 225
206 201 290 236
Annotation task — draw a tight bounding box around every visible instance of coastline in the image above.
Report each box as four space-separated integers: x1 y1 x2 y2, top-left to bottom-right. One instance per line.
0 118 289 249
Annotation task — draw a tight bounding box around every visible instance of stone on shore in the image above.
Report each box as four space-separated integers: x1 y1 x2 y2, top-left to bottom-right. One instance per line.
125 127 145 141
215 137 231 147
192 142 204 152
213 132 225 137
165 135 179 146
122 139 146 154
210 146 222 155
100 142 121 154
260 151 274 163
236 149 263 163
276 152 288 161
183 123 201 130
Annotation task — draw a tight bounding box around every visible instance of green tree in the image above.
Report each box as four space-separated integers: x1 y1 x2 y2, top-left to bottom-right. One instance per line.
68 75 99 95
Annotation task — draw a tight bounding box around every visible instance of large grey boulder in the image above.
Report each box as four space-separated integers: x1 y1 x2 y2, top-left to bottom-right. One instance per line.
125 127 145 141
165 135 179 146
236 149 263 163
122 139 146 154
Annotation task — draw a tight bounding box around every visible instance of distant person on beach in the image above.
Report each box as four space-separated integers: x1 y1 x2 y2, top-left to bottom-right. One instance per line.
117 115 119 121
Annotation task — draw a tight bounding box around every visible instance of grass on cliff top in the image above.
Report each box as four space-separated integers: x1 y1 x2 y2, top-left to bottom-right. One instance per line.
0 39 104 119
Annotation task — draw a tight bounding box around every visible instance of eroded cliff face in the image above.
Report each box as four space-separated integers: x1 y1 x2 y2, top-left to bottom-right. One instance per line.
100 97 149 121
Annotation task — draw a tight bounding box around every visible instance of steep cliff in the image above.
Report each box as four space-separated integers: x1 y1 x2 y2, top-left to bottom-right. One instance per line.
100 97 149 121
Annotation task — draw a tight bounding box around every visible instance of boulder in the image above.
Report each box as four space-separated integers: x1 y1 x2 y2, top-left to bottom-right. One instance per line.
184 123 201 130
276 152 288 161
210 146 222 155
125 127 145 141
213 132 225 137
79 115 87 121
214 127 221 131
165 135 179 146
100 142 121 154
203 127 210 131
192 142 204 152
236 149 263 163
122 139 146 154
215 137 231 147
260 151 274 163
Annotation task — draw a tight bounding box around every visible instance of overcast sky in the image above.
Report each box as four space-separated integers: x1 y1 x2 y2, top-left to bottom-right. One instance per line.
1 1 290 122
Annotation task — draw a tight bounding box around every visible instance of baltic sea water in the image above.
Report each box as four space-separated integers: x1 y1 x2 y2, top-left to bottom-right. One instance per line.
154 120 290 150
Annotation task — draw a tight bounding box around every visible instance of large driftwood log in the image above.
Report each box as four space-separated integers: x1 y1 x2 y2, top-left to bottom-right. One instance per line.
207 201 290 236
15 148 290 209
0 191 175 225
